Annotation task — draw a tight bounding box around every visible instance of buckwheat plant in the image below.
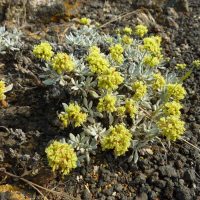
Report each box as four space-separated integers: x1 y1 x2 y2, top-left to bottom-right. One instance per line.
34 24 197 175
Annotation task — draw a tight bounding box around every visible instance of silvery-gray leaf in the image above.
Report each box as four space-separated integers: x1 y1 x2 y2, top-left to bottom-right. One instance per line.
88 117 95 124
69 133 76 142
128 154 134 162
83 97 88 108
131 140 139 149
141 101 152 109
5 84 13 92
109 113 114 125
43 79 57 85
89 101 93 109
134 150 139 163
89 90 99 98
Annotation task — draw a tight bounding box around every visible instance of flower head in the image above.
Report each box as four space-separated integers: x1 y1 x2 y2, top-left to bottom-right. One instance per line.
144 55 161 67
45 141 77 175
59 103 87 127
0 80 6 101
135 24 148 37
176 63 187 70
141 36 162 56
123 27 132 35
125 99 138 119
33 42 54 61
101 124 132 156
98 67 124 91
109 44 124 65
97 94 117 113
80 17 91 25
122 35 133 45
167 83 186 101
87 46 110 74
152 73 166 90
192 59 200 69
157 116 185 141
132 81 147 100
52 53 75 74
163 101 182 116
116 106 126 117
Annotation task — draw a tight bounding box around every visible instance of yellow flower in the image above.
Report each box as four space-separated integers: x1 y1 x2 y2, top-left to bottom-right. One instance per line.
80 17 91 25
86 46 110 74
101 124 132 156
176 63 187 70
152 73 166 90
97 94 117 113
122 35 133 45
141 36 162 56
116 106 126 117
109 44 124 65
52 53 75 74
144 55 160 67
163 101 182 116
135 24 148 37
157 116 185 141
0 80 6 101
45 141 77 175
98 67 124 91
33 42 54 61
0 184 30 200
125 99 138 119
192 59 200 69
123 27 132 35
167 83 186 101
59 103 87 127
132 81 147 100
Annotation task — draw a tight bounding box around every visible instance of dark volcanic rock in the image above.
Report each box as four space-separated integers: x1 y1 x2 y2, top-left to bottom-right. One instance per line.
158 165 178 178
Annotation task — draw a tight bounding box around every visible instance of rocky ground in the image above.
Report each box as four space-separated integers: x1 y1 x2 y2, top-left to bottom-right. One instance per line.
0 0 200 200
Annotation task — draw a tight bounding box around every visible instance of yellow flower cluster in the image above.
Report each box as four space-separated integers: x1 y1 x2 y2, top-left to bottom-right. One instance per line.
0 184 30 200
116 106 126 117
167 83 186 101
144 55 160 67
142 36 162 55
52 53 75 74
97 94 117 113
33 42 54 61
152 73 166 90
132 81 147 100
192 59 200 69
45 141 77 175
109 44 124 65
135 24 148 37
0 80 6 101
59 103 87 127
101 124 132 156
157 116 185 141
122 35 133 45
141 36 162 67
163 101 182 116
80 17 91 25
98 67 124 91
87 46 110 74
125 99 138 119
176 63 187 70
123 27 132 35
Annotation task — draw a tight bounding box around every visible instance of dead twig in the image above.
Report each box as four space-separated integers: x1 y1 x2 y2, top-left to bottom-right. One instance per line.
0 168 78 200
180 138 200 152
100 10 137 28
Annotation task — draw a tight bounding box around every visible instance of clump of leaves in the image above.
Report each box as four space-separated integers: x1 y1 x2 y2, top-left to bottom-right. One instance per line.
33 25 197 175
0 26 23 54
